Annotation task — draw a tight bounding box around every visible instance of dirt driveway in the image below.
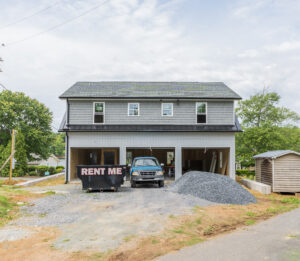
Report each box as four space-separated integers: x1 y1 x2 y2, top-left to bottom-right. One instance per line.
0 182 214 255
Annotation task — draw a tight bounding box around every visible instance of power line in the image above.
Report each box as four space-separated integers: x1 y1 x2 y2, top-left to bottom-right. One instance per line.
3 0 111 47
0 1 61 30
0 83 8 90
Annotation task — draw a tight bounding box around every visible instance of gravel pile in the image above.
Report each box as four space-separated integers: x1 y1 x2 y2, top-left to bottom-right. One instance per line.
168 171 256 205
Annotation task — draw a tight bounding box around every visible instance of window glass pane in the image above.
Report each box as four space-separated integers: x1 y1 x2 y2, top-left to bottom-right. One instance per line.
197 103 206 114
94 114 104 123
129 103 138 110
197 114 206 123
95 103 104 113
129 103 139 115
162 104 172 116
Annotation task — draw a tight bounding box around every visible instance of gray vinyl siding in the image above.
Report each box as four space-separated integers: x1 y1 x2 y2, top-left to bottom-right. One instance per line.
68 100 234 125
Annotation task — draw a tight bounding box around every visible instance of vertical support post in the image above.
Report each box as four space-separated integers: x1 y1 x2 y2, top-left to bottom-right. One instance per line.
9 129 15 183
119 147 126 165
175 146 182 180
229 145 235 179
65 132 69 183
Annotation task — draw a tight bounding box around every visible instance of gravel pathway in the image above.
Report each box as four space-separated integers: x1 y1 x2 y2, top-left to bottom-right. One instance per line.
12 182 214 252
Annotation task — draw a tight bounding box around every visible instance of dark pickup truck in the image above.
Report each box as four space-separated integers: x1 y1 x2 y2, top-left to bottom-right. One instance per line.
129 157 164 188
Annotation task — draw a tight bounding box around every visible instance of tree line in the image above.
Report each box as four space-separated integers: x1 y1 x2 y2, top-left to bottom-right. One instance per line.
0 90 65 176
236 89 300 167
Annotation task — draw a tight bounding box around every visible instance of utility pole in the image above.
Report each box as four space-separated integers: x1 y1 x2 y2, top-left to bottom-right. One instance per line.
9 129 15 183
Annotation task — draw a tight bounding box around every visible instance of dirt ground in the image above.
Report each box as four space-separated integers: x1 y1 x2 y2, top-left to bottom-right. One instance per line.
0 181 299 261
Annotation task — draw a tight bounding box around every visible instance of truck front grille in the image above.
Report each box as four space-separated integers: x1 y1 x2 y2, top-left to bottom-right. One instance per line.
140 171 156 176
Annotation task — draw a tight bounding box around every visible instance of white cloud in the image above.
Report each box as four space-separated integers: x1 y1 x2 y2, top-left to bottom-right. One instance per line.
265 41 300 52
238 49 259 58
0 0 300 129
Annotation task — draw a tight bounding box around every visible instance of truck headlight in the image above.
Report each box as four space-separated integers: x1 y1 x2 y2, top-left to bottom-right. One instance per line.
132 171 139 176
156 171 164 175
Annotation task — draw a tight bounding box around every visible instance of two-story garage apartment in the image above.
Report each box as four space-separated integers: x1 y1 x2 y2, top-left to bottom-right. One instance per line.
59 82 242 182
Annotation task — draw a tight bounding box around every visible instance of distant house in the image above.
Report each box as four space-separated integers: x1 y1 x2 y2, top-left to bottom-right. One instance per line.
28 154 60 167
254 150 300 193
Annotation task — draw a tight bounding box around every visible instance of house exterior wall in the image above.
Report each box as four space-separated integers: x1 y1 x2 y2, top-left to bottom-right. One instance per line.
67 131 236 181
273 154 300 192
68 100 234 125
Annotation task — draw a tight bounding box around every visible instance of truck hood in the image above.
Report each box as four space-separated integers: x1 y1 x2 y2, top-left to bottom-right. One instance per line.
132 166 162 172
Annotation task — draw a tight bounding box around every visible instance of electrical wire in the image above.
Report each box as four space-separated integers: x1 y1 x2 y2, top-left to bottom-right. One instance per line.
0 1 61 30
3 0 111 47
0 83 8 90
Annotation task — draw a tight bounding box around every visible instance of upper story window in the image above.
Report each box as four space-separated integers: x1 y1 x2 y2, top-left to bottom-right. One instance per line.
162 103 173 116
196 102 207 124
128 103 139 116
93 102 104 123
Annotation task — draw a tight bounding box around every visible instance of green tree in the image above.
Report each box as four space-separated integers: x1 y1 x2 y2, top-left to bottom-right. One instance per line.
0 90 53 160
236 90 299 127
236 90 300 166
0 131 28 176
50 133 65 157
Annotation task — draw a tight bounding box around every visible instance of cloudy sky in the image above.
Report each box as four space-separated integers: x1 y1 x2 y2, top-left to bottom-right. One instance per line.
0 0 300 129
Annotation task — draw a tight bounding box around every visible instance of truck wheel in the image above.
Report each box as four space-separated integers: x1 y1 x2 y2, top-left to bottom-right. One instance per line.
131 181 136 188
159 181 164 188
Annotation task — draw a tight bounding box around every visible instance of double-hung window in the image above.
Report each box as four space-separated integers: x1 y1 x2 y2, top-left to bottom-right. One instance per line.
162 103 173 116
128 103 139 116
196 102 207 124
93 102 104 123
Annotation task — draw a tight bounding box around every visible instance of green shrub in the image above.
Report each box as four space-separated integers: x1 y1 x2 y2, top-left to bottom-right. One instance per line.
29 171 38 176
236 169 255 178
55 168 64 174
48 167 56 175
27 165 38 172
56 165 65 170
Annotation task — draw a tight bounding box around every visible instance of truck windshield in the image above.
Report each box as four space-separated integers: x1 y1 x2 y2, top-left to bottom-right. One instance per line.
134 159 159 167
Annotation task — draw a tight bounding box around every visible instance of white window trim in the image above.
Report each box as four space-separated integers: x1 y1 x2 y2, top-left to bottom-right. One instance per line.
195 102 207 124
128 103 140 116
161 103 173 117
93 102 105 124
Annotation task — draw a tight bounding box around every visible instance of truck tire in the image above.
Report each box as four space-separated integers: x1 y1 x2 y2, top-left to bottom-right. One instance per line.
159 181 164 187
131 181 136 188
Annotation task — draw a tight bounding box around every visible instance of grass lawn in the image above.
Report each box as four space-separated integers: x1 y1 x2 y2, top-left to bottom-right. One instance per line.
0 181 54 226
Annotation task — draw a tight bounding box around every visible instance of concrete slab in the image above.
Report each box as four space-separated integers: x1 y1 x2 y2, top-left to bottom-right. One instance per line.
17 173 64 187
241 179 271 194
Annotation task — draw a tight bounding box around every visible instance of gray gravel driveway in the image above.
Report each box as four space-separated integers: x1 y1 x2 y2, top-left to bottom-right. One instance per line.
9 182 214 252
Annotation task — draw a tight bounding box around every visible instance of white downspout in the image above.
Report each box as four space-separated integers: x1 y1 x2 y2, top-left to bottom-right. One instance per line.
272 158 275 192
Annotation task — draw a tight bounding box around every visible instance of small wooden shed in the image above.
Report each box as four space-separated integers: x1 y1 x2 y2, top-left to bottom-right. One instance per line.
254 150 300 193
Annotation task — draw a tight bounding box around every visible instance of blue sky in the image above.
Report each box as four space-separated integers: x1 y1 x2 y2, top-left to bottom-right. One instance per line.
0 0 299 128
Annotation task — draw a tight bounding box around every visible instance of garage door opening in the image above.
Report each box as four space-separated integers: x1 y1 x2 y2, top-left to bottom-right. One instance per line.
126 148 175 179
70 148 119 180
182 148 230 176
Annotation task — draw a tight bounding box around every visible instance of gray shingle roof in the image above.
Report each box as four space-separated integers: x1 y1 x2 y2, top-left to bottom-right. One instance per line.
253 150 300 159
59 82 242 99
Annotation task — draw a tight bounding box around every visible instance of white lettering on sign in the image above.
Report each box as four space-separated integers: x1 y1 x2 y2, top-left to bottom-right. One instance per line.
108 168 116 175
81 167 122 176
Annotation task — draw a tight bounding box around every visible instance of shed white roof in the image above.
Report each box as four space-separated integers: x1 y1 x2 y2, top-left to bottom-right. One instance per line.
253 150 300 159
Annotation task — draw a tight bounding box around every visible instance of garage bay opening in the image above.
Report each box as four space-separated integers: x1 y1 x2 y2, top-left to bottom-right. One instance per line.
126 148 175 180
70 148 120 180
182 148 230 176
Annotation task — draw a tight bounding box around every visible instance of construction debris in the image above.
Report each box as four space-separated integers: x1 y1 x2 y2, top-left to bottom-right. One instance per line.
167 171 256 205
